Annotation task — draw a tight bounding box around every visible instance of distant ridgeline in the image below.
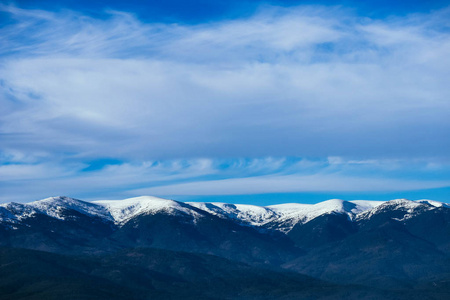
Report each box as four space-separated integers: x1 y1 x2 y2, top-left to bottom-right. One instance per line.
1 196 450 299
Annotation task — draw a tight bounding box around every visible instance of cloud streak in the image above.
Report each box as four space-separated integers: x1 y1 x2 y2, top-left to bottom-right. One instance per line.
1 156 448 202
134 175 450 196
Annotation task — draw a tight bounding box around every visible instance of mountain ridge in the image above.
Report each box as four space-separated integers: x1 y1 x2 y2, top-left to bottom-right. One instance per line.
1 196 446 232
1 195 450 298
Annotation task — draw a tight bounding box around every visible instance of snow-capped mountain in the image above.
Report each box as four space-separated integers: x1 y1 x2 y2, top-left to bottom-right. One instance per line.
93 196 203 224
0 202 39 225
355 198 443 222
186 199 386 232
265 199 384 232
1 195 450 293
187 202 277 226
1 196 447 232
29 196 114 221
0 196 113 228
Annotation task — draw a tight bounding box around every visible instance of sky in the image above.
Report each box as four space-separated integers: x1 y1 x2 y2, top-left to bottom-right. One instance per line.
1 0 450 204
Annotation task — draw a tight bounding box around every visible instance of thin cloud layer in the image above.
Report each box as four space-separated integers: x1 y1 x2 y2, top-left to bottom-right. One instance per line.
1 5 450 202
136 175 450 196
1 156 449 202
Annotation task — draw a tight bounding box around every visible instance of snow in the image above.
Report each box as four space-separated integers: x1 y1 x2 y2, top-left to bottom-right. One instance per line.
0 206 19 223
349 200 385 213
269 199 380 221
0 202 39 221
94 196 203 224
416 199 449 208
1 196 448 231
356 198 435 221
28 196 113 221
188 198 447 232
190 199 388 232
191 198 447 230
378 199 423 212
187 202 277 226
266 200 355 232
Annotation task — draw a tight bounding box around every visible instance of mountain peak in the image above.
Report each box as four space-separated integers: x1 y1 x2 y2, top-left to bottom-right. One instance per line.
355 198 435 221
93 196 202 224
379 198 423 209
187 202 276 226
28 196 113 221
416 199 449 208
1 196 448 231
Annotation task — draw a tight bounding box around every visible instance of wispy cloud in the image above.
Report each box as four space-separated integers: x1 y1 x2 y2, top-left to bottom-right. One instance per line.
133 175 450 196
1 156 448 202
1 5 449 160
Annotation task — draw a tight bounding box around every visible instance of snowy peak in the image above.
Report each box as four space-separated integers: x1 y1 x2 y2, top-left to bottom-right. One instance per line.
187 202 277 226
269 199 360 219
189 199 386 232
356 198 438 221
1 196 448 231
1 196 201 226
416 199 450 208
0 202 39 223
0 196 114 225
265 199 385 232
265 200 350 232
296 199 356 216
28 196 113 221
370 199 424 212
93 196 203 224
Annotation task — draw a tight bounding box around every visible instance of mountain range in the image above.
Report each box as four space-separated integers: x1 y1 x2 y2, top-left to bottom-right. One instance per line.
1 196 450 299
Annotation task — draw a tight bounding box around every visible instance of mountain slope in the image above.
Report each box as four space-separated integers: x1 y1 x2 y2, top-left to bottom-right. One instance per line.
0 247 385 300
283 199 450 289
109 204 300 265
1 195 450 298
94 196 201 224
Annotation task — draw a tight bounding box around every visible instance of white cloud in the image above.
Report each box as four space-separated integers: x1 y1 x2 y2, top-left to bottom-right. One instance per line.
1 6 449 160
1 5 450 201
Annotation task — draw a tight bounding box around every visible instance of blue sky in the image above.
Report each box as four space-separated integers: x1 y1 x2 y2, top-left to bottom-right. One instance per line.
1 0 450 204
